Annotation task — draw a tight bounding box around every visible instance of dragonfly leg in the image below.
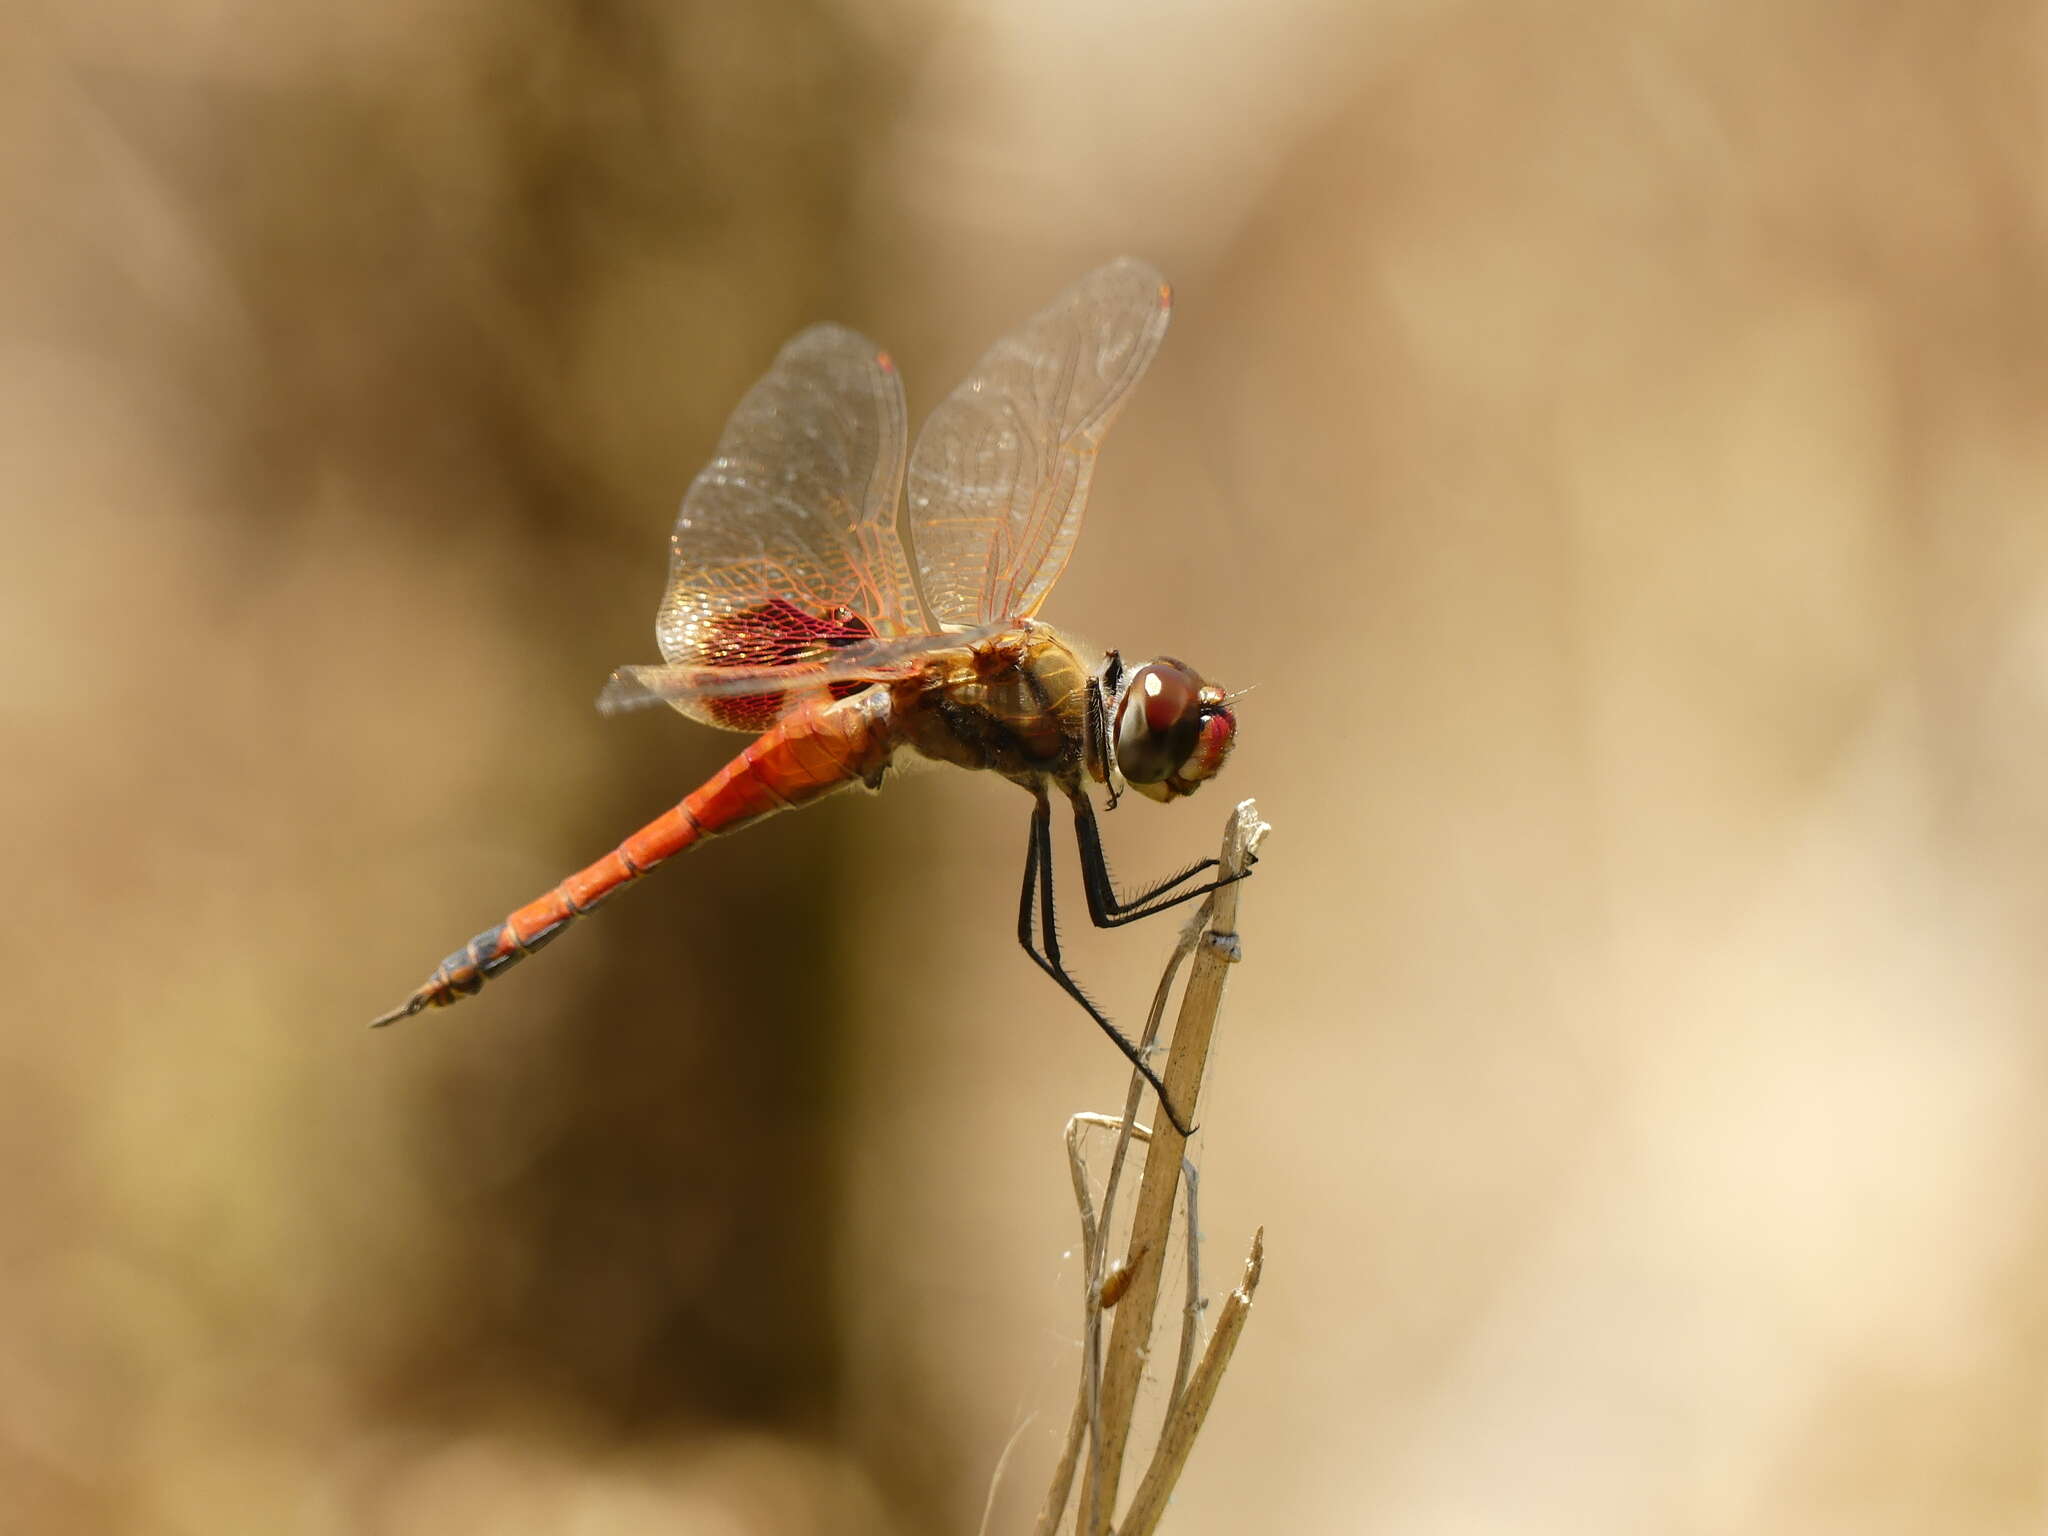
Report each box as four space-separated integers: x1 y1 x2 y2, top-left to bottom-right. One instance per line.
1068 792 1252 929
1017 791 1195 1137
1086 665 1123 811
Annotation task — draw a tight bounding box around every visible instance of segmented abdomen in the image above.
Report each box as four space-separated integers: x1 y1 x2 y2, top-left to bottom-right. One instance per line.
370 695 893 1026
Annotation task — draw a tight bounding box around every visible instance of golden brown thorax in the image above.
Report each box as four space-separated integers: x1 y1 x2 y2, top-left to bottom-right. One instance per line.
889 625 1093 790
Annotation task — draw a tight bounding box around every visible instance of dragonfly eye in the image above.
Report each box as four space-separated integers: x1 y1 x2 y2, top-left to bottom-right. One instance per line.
1115 660 1209 798
1180 694 1237 790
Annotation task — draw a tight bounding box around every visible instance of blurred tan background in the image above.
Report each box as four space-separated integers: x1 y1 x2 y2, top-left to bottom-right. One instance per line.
6 0 2047 1530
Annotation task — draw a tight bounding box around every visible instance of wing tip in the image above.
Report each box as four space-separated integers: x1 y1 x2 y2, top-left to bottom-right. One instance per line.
595 672 649 715
1105 254 1171 309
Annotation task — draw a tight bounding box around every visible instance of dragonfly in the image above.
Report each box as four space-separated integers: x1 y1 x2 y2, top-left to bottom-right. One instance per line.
370 257 1243 1134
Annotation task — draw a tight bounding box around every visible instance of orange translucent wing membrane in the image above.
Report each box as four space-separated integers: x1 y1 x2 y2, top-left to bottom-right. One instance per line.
904 258 1172 628
654 323 930 729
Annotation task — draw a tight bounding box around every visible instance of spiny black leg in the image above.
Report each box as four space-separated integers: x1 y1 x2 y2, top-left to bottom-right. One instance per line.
1078 790 1224 914
1015 792 1195 1138
1068 792 1251 930
1016 799 1045 952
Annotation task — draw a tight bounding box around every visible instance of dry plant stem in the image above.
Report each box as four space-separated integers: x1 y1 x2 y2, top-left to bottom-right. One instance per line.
1036 1110 1158 1536
1038 1117 1202 1536
1166 1160 1204 1412
1085 904 1209 1513
1037 913 1206 1536
1038 1381 1092 1536
1079 799 1267 1536
1092 903 1205 1331
1037 1363 1092 1536
1119 1230 1266 1536
1100 905 1210 1255
980 1410 1043 1536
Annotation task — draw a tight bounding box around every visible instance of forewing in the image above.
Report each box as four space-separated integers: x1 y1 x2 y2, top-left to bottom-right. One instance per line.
598 624 1006 718
904 258 1171 627
655 323 928 728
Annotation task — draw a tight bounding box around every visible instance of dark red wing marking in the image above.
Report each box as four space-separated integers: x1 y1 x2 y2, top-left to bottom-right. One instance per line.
693 599 878 732
649 324 925 732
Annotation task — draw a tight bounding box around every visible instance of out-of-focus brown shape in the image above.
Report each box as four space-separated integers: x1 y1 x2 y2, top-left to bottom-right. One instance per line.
2 0 919 1530
836 4 2048 1534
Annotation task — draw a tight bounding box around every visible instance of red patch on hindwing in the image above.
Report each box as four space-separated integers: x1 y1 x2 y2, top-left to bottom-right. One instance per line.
699 599 877 731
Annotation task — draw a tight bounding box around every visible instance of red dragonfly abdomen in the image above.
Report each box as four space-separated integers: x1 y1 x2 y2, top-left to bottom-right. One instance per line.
369 696 893 1027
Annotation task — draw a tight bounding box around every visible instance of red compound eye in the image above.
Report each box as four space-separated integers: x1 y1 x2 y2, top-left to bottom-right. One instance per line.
1114 663 1220 798
1139 663 1194 734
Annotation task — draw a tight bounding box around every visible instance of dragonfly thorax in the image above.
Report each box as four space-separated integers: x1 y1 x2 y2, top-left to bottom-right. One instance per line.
886 625 1096 788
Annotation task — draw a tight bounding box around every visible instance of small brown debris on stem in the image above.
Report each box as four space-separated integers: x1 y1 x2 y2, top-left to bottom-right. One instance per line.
1097 1244 1146 1309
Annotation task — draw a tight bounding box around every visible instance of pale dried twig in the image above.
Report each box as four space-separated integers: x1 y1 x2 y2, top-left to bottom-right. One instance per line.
1035 892 1214 1536
1039 798 1266 1535
981 1410 1043 1536
1118 1230 1266 1536
1034 1111 1160 1536
1165 1159 1205 1415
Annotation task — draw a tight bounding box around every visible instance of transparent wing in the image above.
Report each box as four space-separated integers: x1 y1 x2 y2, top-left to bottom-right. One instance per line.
598 624 1006 717
653 322 929 728
903 257 1172 628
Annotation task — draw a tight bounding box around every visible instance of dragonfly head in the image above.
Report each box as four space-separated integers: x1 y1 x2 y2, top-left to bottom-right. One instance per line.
1111 658 1238 803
